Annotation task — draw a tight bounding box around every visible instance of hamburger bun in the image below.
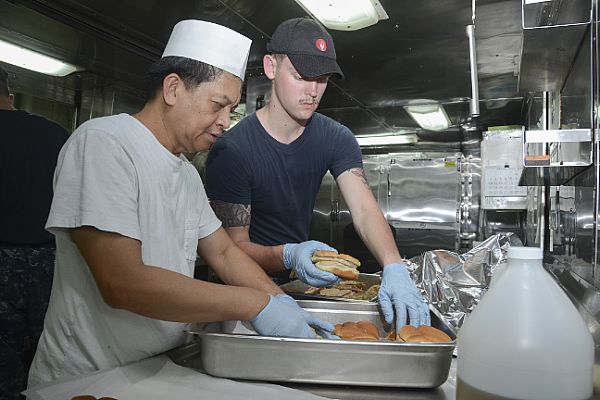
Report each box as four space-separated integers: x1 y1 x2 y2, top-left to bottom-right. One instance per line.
397 325 452 343
71 397 97 400
311 251 360 280
312 250 361 267
334 320 380 341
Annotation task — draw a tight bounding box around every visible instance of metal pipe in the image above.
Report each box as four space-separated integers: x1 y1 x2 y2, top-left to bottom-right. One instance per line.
466 25 480 117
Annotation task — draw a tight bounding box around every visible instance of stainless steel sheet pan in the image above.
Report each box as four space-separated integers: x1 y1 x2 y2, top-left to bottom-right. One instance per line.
180 300 455 388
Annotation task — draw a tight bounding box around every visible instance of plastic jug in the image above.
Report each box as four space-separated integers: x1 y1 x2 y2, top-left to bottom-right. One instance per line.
456 246 594 400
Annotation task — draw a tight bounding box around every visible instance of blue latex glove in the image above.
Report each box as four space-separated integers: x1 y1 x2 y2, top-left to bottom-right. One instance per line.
379 262 430 329
275 294 340 340
283 241 342 287
250 294 316 338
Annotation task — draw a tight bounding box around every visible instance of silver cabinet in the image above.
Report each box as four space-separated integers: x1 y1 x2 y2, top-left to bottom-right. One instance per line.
386 153 462 258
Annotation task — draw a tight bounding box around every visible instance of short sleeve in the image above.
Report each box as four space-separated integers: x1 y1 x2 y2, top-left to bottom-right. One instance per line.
329 125 363 179
205 137 251 204
195 177 222 239
46 128 141 240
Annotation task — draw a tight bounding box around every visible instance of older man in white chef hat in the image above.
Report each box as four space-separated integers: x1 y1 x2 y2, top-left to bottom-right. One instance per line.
27 20 336 387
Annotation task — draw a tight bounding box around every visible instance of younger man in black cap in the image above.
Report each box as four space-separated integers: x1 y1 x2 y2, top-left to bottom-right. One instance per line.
205 18 431 333
0 65 69 399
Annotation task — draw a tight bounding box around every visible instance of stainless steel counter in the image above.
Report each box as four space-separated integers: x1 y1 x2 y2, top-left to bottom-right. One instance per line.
227 355 600 400
169 342 600 399
277 358 457 400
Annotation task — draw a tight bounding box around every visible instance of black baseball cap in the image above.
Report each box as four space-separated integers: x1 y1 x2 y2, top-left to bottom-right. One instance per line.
0 65 8 84
266 18 344 80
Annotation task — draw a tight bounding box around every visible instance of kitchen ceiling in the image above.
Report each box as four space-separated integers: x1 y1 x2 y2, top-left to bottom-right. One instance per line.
0 0 525 136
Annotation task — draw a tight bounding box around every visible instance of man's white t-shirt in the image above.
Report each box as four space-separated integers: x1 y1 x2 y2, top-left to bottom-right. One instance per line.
28 114 221 386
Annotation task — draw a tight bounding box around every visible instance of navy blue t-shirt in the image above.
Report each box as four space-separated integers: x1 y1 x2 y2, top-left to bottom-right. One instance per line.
0 110 69 245
205 112 362 246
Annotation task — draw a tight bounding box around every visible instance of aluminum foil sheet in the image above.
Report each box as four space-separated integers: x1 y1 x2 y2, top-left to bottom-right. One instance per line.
405 233 522 330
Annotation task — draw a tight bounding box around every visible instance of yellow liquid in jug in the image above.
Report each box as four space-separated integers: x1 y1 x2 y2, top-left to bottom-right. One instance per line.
456 379 593 400
456 378 527 400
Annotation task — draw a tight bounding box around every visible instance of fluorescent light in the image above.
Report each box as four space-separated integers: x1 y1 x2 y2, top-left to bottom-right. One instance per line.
0 39 77 76
404 102 451 131
356 134 418 146
294 0 388 31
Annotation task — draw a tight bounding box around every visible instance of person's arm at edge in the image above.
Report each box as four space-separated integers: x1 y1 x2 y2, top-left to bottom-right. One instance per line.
197 227 284 293
336 168 403 266
210 199 286 274
71 226 270 323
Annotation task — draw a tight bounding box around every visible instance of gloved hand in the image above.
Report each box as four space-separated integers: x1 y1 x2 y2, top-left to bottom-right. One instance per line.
275 294 340 340
379 262 430 329
250 294 316 338
283 241 342 287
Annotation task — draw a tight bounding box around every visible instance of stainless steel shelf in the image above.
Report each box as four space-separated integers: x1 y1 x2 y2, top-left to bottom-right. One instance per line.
518 0 591 92
524 128 592 143
519 163 594 187
522 128 593 169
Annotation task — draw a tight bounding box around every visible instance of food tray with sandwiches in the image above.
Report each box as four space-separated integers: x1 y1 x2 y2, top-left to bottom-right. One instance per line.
179 300 456 388
280 273 382 302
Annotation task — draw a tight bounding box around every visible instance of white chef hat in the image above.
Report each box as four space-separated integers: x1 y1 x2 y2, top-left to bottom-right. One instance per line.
162 20 252 81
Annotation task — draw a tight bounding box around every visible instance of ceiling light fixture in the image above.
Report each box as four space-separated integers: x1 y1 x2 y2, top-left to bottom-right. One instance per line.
294 0 388 31
0 39 78 77
356 133 418 146
404 101 451 131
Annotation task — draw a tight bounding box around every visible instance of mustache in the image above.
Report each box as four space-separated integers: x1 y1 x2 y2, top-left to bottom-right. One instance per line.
299 98 319 106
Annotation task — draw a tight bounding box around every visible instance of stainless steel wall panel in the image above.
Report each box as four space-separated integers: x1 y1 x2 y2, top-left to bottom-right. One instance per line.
387 153 462 257
310 151 478 267
387 154 460 226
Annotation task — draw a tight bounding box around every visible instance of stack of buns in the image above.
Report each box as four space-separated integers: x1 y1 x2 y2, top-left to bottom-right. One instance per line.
386 325 452 343
311 251 361 280
334 320 380 341
333 321 451 343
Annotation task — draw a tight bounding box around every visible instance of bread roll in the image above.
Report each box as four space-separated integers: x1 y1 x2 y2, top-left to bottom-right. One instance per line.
334 320 380 341
311 251 360 280
397 325 452 343
71 396 97 400
312 250 361 267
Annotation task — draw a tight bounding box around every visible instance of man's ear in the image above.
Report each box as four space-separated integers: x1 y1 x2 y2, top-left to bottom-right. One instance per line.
263 54 277 80
162 73 182 106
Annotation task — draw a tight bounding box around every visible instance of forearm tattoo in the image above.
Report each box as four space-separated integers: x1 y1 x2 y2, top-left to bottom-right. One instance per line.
349 168 369 188
210 200 251 228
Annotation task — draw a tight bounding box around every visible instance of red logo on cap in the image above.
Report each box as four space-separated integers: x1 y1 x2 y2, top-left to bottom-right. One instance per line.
315 38 327 52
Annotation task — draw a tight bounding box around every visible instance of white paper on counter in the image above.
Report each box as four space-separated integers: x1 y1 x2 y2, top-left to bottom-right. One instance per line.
24 356 335 400
23 356 166 400
113 360 332 400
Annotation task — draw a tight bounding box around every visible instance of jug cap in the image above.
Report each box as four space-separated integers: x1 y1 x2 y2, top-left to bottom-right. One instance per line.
507 246 543 260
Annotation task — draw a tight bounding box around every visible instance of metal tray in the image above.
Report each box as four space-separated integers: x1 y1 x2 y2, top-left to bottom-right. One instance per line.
279 273 382 302
178 300 456 388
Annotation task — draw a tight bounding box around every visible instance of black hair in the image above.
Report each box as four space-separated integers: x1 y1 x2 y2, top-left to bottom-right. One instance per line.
143 56 223 101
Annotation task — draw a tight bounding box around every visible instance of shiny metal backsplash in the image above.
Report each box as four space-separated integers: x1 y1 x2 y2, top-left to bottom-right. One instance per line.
406 233 523 330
